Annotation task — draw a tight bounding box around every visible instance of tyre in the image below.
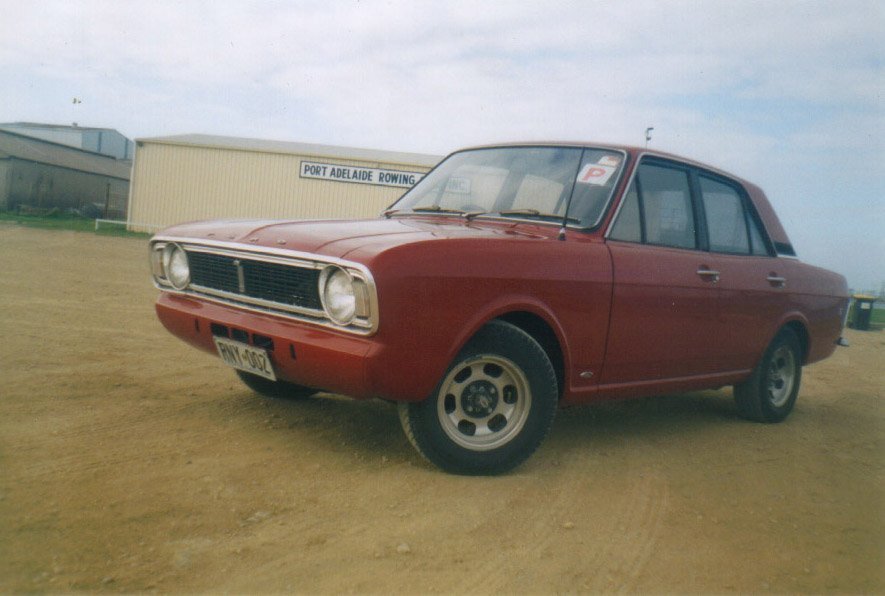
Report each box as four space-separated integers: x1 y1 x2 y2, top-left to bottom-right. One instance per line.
235 370 317 400
734 328 802 422
398 320 558 475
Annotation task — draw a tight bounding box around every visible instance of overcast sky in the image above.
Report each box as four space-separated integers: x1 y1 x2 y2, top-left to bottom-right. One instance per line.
1 0 882 290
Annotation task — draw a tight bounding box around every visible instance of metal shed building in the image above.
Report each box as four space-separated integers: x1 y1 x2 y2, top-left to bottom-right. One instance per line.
0 129 131 218
127 134 441 232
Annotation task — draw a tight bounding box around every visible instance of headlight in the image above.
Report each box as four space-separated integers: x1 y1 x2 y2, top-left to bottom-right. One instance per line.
320 266 357 325
162 243 190 290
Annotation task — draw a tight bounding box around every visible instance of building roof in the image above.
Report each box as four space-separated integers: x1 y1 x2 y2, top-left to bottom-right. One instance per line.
0 122 124 134
0 130 131 180
137 133 442 168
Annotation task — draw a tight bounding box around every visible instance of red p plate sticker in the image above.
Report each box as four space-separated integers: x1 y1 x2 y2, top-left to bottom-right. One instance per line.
576 163 616 186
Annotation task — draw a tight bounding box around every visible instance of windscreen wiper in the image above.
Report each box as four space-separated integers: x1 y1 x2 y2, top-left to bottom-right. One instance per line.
411 205 469 215
401 205 488 220
497 209 582 224
463 210 488 220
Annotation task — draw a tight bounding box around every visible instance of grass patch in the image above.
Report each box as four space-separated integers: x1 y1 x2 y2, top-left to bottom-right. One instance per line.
0 211 150 239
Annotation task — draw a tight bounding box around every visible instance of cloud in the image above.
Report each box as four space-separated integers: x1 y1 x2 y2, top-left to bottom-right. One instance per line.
1 0 882 287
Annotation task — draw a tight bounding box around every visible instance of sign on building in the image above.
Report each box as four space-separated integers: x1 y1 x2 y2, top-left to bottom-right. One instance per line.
300 161 425 189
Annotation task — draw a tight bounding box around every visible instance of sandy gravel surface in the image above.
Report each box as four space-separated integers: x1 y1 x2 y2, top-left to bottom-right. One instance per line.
0 225 882 593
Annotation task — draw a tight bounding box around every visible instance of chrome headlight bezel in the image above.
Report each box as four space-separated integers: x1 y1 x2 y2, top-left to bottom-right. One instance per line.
319 265 370 327
161 243 190 290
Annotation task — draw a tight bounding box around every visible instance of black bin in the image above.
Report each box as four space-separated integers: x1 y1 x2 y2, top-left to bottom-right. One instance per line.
850 295 877 331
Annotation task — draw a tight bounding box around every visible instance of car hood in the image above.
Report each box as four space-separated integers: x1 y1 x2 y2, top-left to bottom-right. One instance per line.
158 216 555 260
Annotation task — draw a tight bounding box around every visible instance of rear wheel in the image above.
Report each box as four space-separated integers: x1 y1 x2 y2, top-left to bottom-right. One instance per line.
236 370 316 400
398 320 558 475
734 328 802 422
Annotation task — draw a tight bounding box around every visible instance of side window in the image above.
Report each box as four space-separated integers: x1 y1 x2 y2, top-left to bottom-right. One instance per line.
637 163 696 249
747 215 770 256
609 182 642 242
699 176 750 254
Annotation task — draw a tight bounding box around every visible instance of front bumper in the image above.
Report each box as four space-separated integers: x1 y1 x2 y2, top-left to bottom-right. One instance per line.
157 292 386 399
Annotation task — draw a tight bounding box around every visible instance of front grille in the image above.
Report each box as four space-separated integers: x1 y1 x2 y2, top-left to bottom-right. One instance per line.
243 260 322 309
188 251 322 312
189 252 239 293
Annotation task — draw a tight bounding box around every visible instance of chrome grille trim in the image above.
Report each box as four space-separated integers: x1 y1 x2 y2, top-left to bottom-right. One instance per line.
150 236 378 335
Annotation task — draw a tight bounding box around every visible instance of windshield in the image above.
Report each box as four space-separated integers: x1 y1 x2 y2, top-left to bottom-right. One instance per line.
390 146 625 228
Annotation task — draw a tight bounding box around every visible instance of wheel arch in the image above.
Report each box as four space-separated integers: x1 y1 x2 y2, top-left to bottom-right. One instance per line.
440 297 570 401
495 311 566 400
782 318 810 364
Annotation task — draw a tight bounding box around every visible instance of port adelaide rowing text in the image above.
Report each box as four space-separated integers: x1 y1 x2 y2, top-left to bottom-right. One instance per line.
300 160 425 189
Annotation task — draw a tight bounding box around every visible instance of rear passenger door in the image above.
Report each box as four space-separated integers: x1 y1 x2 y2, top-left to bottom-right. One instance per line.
601 159 729 386
696 173 785 371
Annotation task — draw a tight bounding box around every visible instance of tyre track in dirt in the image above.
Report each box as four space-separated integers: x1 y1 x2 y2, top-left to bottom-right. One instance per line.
443 463 670 594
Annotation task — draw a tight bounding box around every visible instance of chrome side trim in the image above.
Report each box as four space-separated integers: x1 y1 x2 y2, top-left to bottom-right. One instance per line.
150 236 379 335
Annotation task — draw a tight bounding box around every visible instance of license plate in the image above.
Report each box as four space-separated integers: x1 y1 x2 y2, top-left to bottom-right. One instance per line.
213 337 276 381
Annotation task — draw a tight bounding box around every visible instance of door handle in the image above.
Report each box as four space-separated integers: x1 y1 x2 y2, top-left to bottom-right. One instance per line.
697 268 720 283
767 275 787 288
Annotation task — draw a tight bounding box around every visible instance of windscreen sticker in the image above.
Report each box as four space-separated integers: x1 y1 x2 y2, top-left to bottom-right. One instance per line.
445 177 471 194
598 155 621 167
576 163 616 186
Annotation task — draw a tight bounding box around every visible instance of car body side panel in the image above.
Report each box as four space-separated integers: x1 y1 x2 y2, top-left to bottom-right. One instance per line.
600 241 729 385
355 232 615 403
707 253 791 370
772 259 848 364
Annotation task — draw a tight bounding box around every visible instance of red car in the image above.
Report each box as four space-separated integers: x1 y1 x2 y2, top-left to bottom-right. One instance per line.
150 143 849 474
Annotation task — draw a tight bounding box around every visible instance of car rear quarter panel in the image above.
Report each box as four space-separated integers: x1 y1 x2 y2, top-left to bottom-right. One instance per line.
774 259 848 364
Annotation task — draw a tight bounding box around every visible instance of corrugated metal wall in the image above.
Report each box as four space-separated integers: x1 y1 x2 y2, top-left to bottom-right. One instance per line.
1 157 129 218
0 161 10 210
127 142 436 232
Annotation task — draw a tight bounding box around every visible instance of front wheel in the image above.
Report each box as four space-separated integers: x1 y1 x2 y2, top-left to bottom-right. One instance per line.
236 370 317 400
734 328 802 422
398 320 558 475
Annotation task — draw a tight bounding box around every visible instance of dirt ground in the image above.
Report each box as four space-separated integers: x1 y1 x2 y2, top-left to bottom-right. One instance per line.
0 225 882 594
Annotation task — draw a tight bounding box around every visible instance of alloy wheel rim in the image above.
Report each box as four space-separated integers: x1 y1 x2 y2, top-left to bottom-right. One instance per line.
436 355 532 451
767 345 796 408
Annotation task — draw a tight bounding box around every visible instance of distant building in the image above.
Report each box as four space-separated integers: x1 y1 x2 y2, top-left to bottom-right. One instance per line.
0 122 134 161
127 134 441 232
0 130 131 219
